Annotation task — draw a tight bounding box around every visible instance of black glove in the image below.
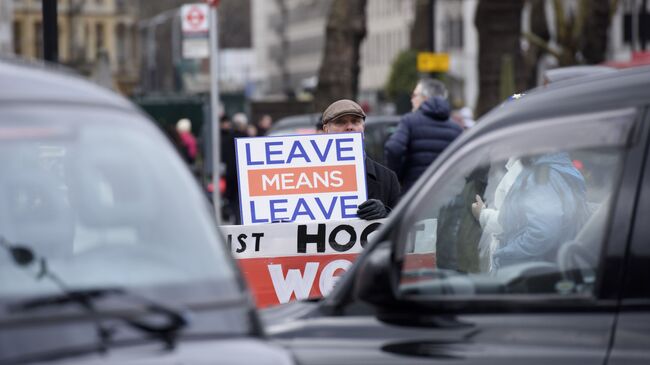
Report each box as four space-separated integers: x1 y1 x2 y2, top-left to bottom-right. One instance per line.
356 199 388 220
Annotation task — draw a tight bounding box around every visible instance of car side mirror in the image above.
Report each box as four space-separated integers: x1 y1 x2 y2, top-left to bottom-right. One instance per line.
353 241 399 307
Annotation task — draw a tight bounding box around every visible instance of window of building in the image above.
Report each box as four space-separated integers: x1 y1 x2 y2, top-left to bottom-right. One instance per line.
443 16 464 50
622 0 650 46
116 0 127 12
116 23 127 70
34 21 43 59
95 23 104 52
13 21 22 55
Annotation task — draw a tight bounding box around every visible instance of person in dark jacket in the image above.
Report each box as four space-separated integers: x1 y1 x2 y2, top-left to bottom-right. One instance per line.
321 99 400 220
385 79 463 194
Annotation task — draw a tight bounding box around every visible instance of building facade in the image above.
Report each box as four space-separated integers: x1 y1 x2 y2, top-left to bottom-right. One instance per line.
434 0 477 109
610 0 650 60
138 0 253 97
11 0 139 94
252 0 331 99
360 0 415 109
0 1 14 54
252 0 415 112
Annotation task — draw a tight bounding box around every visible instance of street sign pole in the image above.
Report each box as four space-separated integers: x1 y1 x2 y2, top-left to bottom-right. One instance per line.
429 0 436 52
209 4 221 225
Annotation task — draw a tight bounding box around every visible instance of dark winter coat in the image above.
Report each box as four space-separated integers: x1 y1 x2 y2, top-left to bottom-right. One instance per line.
365 157 400 211
384 97 463 193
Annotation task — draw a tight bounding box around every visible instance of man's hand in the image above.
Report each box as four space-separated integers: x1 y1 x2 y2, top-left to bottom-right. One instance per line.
357 199 388 220
471 194 485 221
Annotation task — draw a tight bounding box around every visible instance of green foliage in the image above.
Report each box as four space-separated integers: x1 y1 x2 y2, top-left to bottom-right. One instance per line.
385 49 419 110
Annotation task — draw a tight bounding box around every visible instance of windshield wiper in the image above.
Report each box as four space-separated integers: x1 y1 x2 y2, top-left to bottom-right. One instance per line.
0 236 188 351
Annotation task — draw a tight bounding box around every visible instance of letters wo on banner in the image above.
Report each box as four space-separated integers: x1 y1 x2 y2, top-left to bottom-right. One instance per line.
235 133 368 225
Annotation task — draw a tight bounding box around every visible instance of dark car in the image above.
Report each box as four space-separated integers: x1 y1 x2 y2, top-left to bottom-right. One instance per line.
262 66 650 365
0 57 294 365
267 113 321 136
268 113 399 164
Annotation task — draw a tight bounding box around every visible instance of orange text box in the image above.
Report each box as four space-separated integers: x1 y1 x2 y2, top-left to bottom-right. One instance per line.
248 165 357 197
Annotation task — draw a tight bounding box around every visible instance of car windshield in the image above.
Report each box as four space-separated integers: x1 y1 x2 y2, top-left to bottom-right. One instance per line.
0 106 235 300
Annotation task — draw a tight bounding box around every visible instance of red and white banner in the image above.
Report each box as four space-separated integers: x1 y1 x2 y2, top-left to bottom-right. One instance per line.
222 219 383 307
181 4 209 33
180 4 210 59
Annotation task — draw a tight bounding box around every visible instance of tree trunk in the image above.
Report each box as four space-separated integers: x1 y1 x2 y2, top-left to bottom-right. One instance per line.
314 0 367 112
524 0 550 88
525 0 615 68
581 0 612 64
475 0 526 118
410 0 432 51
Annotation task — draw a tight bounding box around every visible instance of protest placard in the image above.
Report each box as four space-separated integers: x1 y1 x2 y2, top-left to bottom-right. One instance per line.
235 133 367 225
221 219 384 307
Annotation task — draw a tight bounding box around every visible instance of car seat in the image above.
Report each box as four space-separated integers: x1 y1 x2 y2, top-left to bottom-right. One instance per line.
556 198 610 291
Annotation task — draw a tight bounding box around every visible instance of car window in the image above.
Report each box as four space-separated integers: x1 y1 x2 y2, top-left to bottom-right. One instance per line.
364 120 398 164
396 108 636 299
0 106 236 299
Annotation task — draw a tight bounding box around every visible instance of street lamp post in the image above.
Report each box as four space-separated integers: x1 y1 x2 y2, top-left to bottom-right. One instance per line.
42 0 58 62
429 0 436 52
208 1 222 224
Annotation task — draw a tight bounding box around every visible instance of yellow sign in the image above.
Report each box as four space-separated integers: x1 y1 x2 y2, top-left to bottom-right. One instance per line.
417 52 450 72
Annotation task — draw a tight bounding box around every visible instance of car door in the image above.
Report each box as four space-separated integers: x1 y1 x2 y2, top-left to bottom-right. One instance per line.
274 106 646 365
608 107 650 365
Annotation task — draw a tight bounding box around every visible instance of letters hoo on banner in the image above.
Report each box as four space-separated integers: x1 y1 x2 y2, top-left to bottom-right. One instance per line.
221 219 384 307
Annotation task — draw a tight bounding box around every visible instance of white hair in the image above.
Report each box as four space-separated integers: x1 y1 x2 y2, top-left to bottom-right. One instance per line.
232 113 249 130
176 118 191 133
418 78 448 100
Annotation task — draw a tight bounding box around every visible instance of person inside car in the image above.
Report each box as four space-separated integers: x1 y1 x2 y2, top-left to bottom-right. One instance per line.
491 152 590 270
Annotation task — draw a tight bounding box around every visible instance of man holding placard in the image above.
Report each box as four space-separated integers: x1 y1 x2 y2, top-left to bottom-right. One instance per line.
228 99 400 307
321 99 400 220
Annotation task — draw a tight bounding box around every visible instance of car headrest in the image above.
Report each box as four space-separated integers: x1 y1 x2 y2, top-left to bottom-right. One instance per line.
557 197 611 272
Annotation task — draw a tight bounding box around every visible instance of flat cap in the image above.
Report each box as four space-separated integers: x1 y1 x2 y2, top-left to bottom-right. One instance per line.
322 99 366 124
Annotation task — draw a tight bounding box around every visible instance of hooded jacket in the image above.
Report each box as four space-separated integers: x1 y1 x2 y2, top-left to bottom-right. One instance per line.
492 153 590 269
384 96 462 193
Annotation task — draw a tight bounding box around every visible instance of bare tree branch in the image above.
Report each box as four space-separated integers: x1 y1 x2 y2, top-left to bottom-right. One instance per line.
572 0 588 46
523 31 563 59
610 0 620 19
553 0 567 45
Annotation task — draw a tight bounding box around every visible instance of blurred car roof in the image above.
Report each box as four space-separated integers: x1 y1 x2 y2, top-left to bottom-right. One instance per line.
0 55 134 111
267 113 321 135
542 65 616 85
268 113 400 136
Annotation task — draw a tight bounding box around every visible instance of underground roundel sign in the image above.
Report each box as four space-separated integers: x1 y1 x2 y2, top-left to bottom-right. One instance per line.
181 4 209 33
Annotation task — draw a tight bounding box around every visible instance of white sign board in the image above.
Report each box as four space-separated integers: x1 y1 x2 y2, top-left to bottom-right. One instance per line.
182 38 209 59
235 133 368 225
181 4 209 59
221 219 383 259
181 4 209 33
